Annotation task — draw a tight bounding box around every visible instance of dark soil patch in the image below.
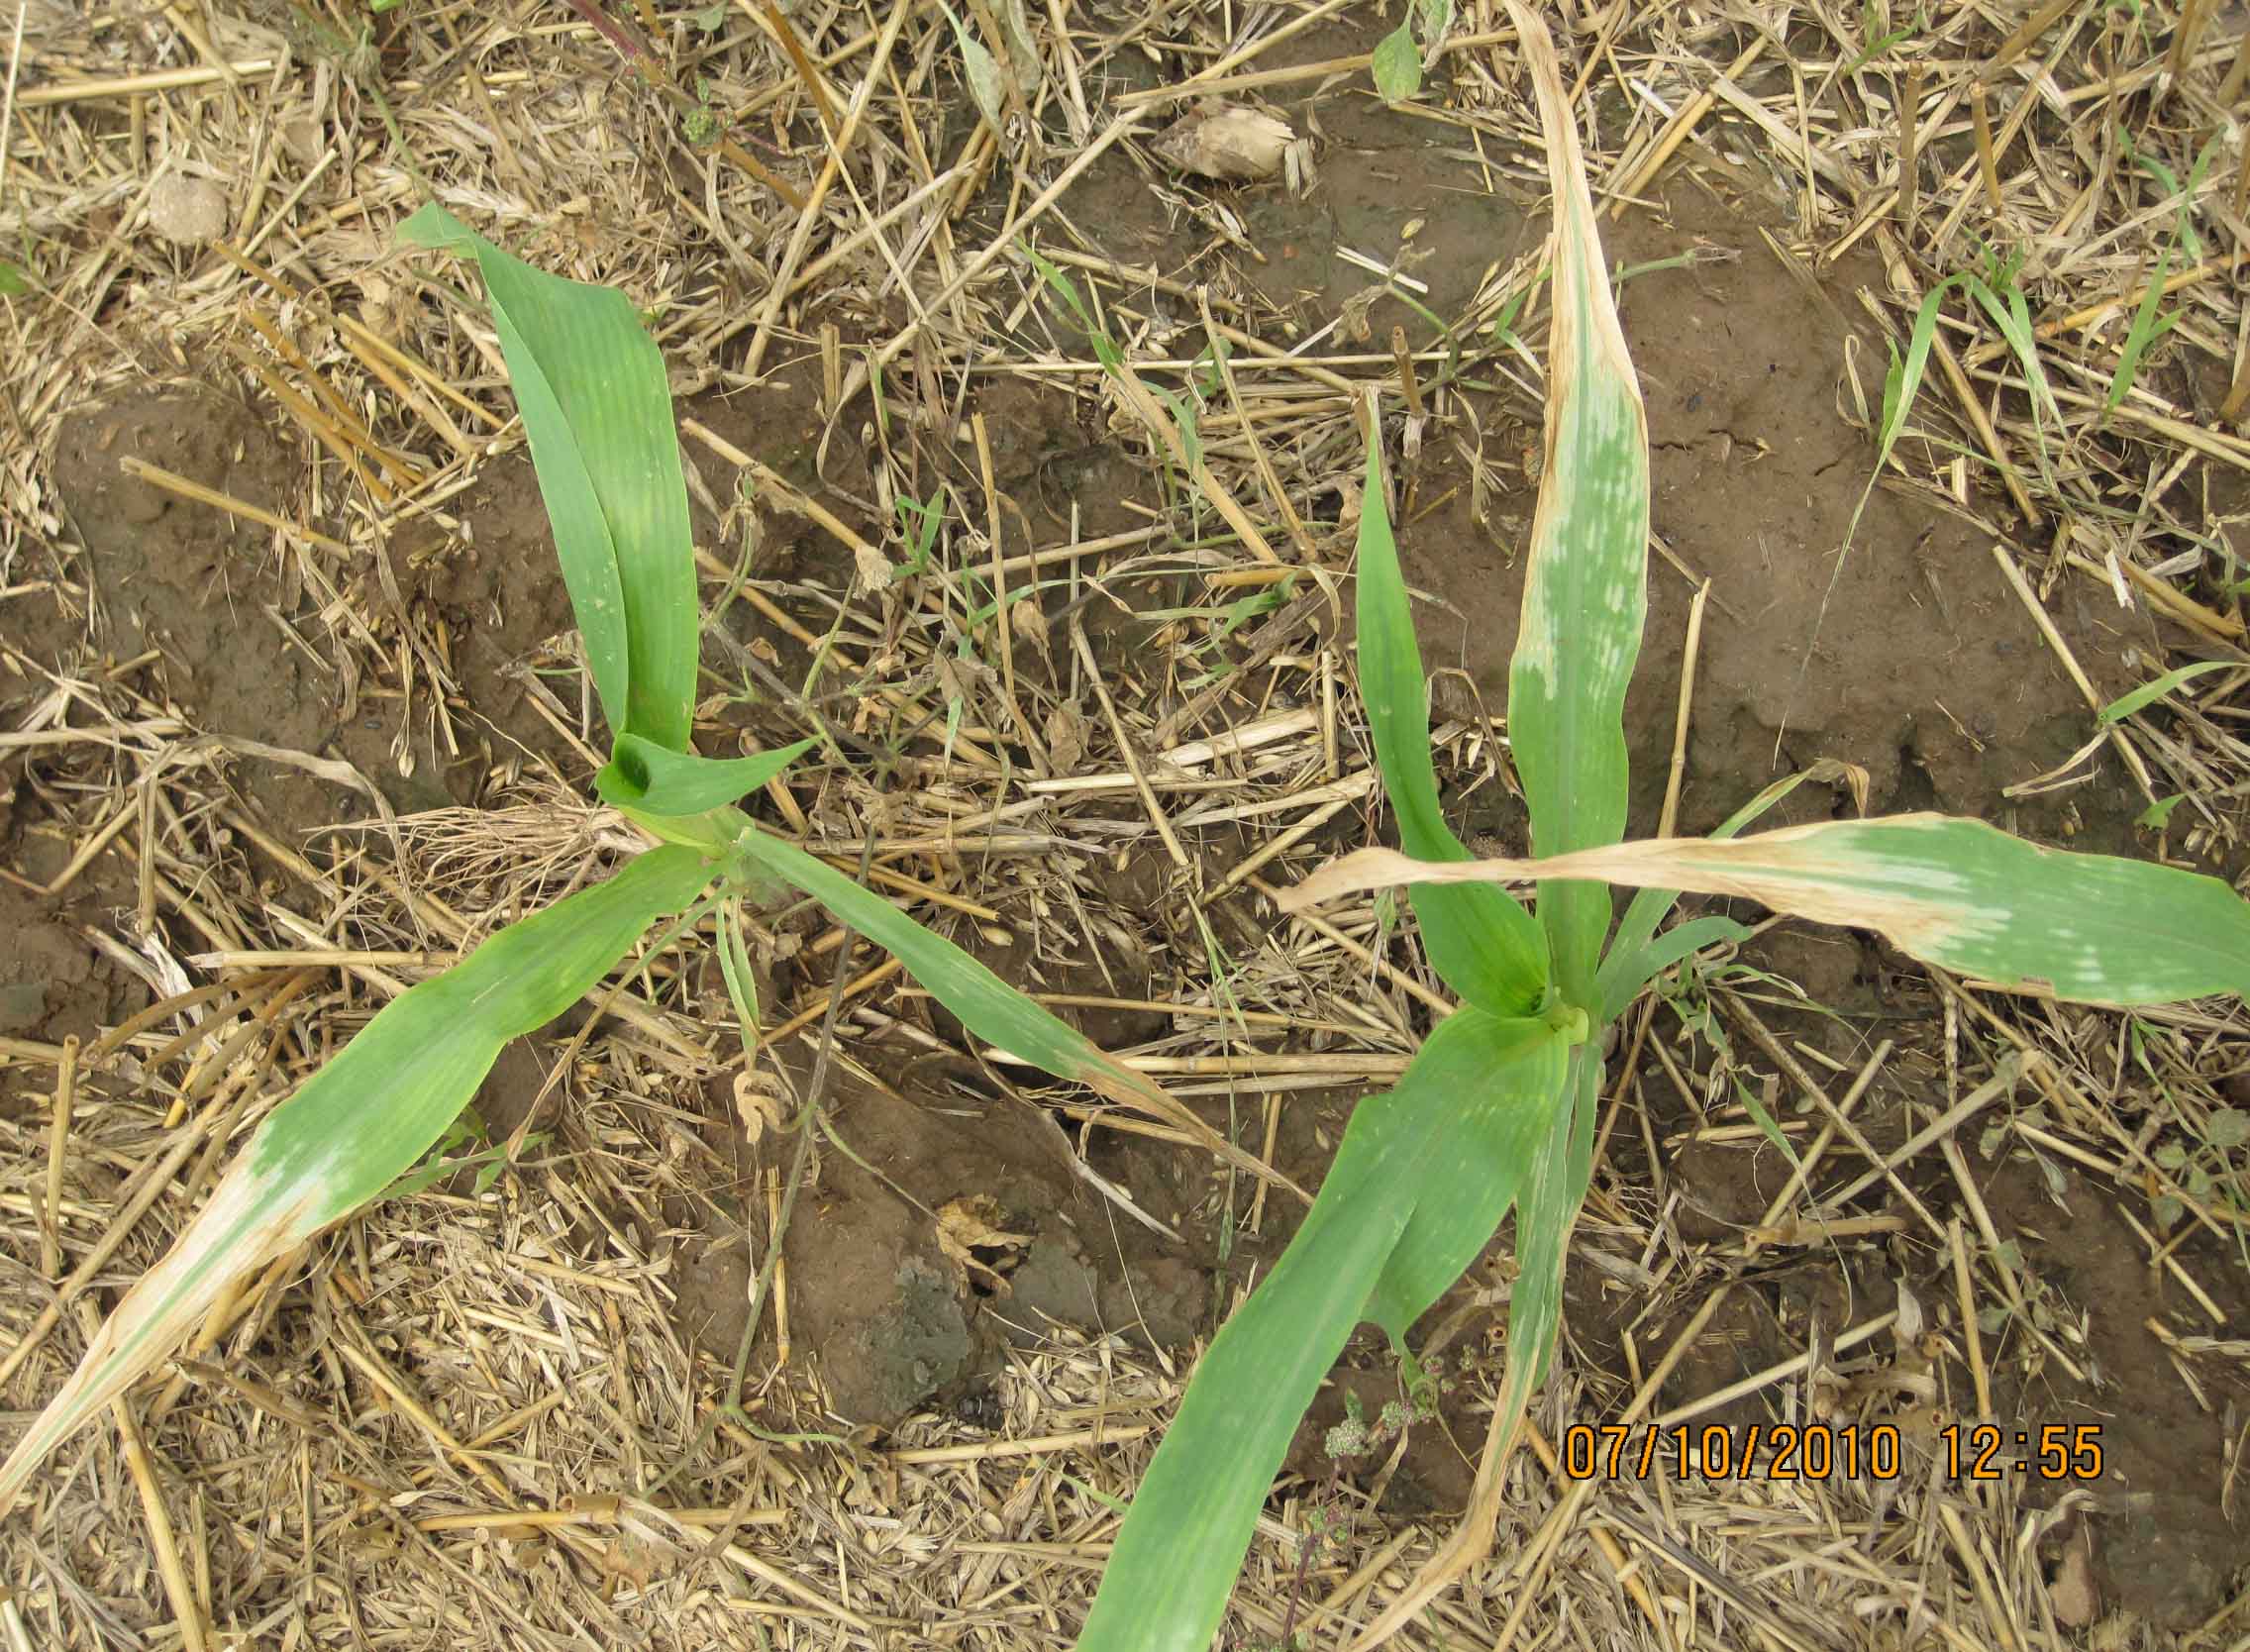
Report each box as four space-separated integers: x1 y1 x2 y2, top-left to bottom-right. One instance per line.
669 1048 1211 1426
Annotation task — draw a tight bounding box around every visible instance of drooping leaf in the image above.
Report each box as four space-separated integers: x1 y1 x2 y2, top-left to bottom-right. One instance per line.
400 205 696 753
1502 22 1650 1007
1354 436 1546 1013
1077 1010 1567 1652
1279 813 2250 1005
1596 761 1860 1017
0 845 716 1510
943 3 1008 136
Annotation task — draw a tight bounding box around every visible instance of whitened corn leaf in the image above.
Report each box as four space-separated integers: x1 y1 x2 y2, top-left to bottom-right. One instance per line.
1504 11 1649 1002
1278 814 2250 1004
401 206 697 754
0 846 715 1510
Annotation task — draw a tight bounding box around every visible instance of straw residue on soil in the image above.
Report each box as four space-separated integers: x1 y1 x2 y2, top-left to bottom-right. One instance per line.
6 0 2250 1647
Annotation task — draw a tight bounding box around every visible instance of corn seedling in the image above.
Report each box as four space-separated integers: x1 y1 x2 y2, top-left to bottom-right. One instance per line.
0 205 1254 1511
1080 8 2250 1649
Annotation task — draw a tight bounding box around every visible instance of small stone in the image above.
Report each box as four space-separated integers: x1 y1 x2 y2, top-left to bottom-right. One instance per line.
148 174 229 246
280 115 326 166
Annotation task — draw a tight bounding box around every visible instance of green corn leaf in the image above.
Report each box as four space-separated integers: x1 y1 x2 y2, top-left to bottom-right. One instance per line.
1354 436 1546 1014
1504 31 1650 1007
0 844 716 1510
726 826 1269 1179
401 205 696 754
1596 913 1751 1023
597 734 817 815
1280 813 2250 1006
1078 1010 1566 1652
1364 1007 1572 1347
2097 659 2235 725
1510 1042 1597 1388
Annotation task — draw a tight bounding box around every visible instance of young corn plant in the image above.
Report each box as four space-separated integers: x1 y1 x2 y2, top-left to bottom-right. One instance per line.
1079 7 2250 1649
0 206 1256 1511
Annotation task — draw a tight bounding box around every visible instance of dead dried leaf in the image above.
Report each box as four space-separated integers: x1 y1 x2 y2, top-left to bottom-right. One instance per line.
935 1194 1030 1288
1151 102 1297 182
1045 703 1086 772
2049 1530 2098 1627
1008 595 1050 660
853 542 895 595
733 1070 786 1147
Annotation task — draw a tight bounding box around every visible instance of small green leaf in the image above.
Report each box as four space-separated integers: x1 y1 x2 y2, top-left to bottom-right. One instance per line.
597 734 815 816
2137 794 2186 829
1738 1080 1803 1174
2207 1108 2250 1150
0 258 27 297
2098 659 2235 725
1372 22 1422 102
943 4 1009 135
693 1 728 29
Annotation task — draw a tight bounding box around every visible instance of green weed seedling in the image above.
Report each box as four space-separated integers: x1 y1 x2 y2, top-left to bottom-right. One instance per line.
1075 7 2250 1650
0 206 1260 1509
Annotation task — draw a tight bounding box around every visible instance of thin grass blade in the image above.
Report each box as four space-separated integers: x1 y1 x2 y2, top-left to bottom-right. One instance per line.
0 845 715 1510
727 827 1279 1185
1595 913 1751 1022
1079 1011 1565 1652
401 206 697 753
1280 814 2250 1005
2097 659 2235 726
1354 433 1546 1013
1503 21 1649 1005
